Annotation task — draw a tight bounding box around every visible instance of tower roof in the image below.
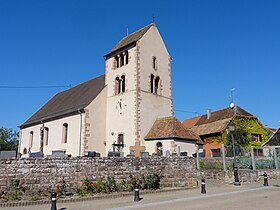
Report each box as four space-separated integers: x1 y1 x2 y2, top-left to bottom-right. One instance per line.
105 23 154 58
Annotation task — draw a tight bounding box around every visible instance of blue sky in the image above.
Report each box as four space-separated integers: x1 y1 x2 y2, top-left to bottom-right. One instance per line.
0 0 279 131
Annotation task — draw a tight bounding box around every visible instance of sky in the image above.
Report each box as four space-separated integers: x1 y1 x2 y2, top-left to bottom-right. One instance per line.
0 0 280 131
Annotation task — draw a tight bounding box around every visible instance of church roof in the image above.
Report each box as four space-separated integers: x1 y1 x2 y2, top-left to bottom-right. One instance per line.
144 116 203 144
182 106 253 136
105 23 154 57
20 74 105 128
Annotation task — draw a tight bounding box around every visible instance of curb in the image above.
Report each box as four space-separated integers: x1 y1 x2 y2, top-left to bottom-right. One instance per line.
0 186 198 208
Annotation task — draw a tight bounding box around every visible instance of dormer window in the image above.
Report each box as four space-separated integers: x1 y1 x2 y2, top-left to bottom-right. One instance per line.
153 56 157 70
115 51 128 68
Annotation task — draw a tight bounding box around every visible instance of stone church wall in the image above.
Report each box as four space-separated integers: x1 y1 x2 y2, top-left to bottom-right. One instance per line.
0 157 197 193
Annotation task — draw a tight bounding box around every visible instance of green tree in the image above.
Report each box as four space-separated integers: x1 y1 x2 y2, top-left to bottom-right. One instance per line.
0 127 19 151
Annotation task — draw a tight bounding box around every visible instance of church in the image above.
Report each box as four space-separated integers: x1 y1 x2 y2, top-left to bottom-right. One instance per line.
19 23 202 158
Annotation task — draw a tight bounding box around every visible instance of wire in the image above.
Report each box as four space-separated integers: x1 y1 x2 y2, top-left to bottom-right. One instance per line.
174 109 202 115
0 85 72 89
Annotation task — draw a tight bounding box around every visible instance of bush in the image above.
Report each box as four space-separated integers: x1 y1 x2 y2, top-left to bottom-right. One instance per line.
77 173 161 196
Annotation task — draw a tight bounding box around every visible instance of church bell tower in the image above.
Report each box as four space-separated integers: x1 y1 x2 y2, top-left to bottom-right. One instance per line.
104 23 173 156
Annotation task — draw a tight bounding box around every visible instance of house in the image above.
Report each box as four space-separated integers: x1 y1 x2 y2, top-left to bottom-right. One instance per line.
262 128 280 156
144 116 203 156
182 105 271 157
19 23 201 158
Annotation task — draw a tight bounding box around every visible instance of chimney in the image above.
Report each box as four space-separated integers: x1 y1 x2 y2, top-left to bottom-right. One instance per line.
207 108 211 119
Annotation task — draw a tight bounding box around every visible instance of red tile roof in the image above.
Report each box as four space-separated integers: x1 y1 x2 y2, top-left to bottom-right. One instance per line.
183 106 253 136
145 116 203 144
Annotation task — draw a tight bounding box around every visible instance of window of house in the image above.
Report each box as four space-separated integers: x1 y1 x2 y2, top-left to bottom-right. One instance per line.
252 134 262 142
44 127 49 146
153 56 157 70
29 131 34 148
211 149 221 157
62 123 68 143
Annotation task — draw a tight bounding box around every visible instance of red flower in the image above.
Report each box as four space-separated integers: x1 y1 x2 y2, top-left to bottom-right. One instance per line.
128 179 131 183
140 173 144 176
93 183 97 187
56 184 60 189
56 189 61 193
139 180 143 183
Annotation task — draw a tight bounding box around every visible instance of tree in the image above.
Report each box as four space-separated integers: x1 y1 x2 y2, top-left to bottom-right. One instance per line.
226 126 250 156
0 127 19 151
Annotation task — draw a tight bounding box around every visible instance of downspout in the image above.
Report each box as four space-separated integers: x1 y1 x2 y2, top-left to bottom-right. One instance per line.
78 109 83 157
17 128 22 158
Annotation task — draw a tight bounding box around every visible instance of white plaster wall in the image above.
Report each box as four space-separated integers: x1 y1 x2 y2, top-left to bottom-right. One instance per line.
137 25 173 152
20 114 83 156
86 87 107 156
105 47 137 155
175 140 197 157
20 124 42 154
144 139 173 157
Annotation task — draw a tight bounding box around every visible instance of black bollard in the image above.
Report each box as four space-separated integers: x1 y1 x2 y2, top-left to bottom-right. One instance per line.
51 192 57 210
134 188 140 202
263 172 269 186
201 178 206 194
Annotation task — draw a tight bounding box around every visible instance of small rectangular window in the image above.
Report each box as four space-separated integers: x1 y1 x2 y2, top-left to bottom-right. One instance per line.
153 56 157 70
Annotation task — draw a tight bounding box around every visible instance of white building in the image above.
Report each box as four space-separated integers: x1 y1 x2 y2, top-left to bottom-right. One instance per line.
19 23 201 157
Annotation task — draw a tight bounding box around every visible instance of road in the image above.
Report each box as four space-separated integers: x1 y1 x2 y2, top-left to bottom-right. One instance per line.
2 180 280 210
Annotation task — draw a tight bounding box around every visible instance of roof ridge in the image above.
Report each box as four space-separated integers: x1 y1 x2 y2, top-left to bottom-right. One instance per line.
124 22 154 40
107 23 155 56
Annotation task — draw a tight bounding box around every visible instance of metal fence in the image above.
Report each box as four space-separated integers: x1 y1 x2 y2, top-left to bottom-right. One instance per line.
199 145 280 170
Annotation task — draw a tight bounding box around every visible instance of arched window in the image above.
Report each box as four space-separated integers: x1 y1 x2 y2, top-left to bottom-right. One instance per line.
115 77 121 94
115 51 129 69
115 55 120 68
150 75 161 95
125 51 129 64
155 76 160 95
115 75 126 94
156 142 163 156
62 123 68 143
121 75 125 93
44 127 49 146
29 131 34 148
150 74 154 93
117 134 124 152
23 148 27 154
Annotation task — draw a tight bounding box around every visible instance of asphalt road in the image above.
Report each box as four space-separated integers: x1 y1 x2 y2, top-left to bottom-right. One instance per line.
2 180 280 210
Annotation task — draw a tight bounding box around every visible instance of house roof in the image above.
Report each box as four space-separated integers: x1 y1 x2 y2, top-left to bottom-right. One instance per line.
20 74 105 128
262 128 280 147
144 116 203 144
183 106 253 136
105 23 154 57
182 116 201 129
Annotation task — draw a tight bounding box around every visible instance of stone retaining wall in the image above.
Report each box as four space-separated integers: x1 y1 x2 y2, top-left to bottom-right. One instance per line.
0 156 197 193
1 157 280 194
